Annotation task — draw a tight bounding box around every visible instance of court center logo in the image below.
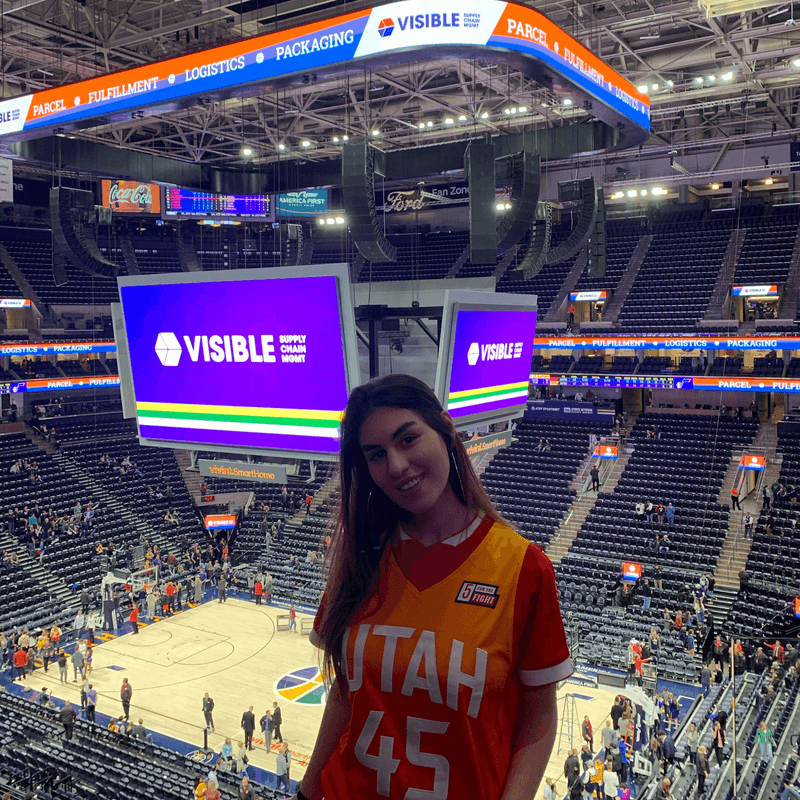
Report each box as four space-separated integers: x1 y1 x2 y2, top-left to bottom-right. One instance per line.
155 332 183 366
378 18 395 37
467 342 480 366
274 665 328 705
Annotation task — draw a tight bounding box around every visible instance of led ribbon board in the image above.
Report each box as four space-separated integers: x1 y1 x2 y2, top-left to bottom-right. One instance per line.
116 266 357 459
0 0 649 148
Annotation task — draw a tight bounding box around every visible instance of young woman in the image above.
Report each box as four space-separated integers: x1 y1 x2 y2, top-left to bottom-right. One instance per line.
298 375 571 800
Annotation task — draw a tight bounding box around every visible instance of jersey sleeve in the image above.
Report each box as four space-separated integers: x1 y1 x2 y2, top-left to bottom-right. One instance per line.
309 591 326 649
514 543 573 687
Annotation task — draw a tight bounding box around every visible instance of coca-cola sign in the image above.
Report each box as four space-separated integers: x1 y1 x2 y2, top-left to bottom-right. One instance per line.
101 179 162 214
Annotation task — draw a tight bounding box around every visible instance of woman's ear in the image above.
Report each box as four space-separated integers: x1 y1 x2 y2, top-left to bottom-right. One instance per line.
440 409 458 442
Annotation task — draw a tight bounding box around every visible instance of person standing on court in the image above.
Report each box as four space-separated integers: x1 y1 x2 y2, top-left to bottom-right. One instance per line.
271 701 282 742
254 577 263 605
129 605 139 634
289 604 297 632
241 706 255 750
194 574 203 605
86 683 97 724
300 375 570 800
582 716 594 751
203 693 215 731
218 573 227 603
120 677 132 720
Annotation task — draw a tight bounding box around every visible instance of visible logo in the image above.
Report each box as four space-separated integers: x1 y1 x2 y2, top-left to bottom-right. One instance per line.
467 342 524 365
378 18 394 37
155 332 182 366
456 581 499 608
394 13 461 31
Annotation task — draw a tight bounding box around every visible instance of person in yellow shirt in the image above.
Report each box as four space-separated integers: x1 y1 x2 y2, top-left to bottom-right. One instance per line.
193 777 207 799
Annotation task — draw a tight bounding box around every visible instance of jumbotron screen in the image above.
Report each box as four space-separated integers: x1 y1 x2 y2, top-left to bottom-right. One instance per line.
164 188 272 219
115 267 355 457
442 301 537 422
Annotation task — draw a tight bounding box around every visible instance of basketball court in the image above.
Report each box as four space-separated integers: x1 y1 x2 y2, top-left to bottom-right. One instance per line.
43 597 634 796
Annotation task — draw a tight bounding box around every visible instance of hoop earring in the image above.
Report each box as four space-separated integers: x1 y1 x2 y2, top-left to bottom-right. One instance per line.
450 448 466 502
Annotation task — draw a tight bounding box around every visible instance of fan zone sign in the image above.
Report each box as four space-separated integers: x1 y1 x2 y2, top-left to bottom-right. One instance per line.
0 0 649 147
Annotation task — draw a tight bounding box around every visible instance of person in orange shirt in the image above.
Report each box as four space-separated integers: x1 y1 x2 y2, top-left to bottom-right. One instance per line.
301 375 571 800
129 606 139 634
49 624 61 646
254 579 263 606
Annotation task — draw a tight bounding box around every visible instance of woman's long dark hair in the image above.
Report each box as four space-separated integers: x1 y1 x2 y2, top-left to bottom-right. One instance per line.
318 374 508 689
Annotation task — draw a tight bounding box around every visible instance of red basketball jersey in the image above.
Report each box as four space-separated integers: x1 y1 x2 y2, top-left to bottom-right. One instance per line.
312 516 572 799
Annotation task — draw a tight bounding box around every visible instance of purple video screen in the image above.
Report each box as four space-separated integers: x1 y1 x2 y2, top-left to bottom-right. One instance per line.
118 275 348 455
164 188 272 218
446 308 537 419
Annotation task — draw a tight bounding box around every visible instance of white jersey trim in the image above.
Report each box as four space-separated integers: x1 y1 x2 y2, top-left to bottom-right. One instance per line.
519 658 573 687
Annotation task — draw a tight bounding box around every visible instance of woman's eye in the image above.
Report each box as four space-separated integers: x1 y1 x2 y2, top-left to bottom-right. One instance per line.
370 450 385 462
402 435 416 445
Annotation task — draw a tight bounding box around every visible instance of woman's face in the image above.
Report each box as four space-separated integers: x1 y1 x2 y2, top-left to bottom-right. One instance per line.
360 407 453 516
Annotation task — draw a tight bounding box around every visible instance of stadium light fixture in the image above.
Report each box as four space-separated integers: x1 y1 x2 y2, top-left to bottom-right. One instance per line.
711 183 720 190
277 143 286 151
342 135 349 140
613 191 624 199
426 121 433 127
627 189 638 198
708 75 716 82
418 122 426 129
651 187 664 196
637 85 649 93
766 177 774 185
333 136 339 142
317 218 325 225
518 106 528 113
564 98 573 106
695 76 704 84
650 83 658 91
371 129 380 136
640 189 648 196
722 72 734 81
335 216 345 225
241 146 253 157
793 58 800 67
480 111 489 119
458 114 467 121
301 140 311 147
444 117 454 124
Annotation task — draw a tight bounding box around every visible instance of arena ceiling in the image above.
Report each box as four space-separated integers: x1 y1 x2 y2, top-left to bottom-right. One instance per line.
2 0 800 180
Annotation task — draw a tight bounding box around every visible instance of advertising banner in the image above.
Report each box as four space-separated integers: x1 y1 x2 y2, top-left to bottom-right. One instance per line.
531 372 800 393
569 290 607 302
118 274 350 455
0 157 13 203
0 298 31 308
0 1 648 146
525 399 614 418
464 430 513 458
732 285 779 297
101 180 162 214
593 444 618 459
204 514 237 530
198 459 288 484
445 308 537 419
0 341 116 356
534 334 800 350
276 190 328 217
8 375 121 393
740 454 765 470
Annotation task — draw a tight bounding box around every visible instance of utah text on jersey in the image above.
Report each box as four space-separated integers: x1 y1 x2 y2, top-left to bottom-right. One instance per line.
455 581 499 609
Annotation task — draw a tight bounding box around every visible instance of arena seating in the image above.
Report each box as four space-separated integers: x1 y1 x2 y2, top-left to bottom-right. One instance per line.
734 205 800 286
639 356 672 374
481 417 614 549
0 693 283 800
604 355 638 374
573 218 646 293
568 413 757 572
497 221 586 317
751 356 785 377
723 421 800 640
0 227 120 306
357 232 456 282
618 218 732 333
132 237 183 273
707 356 744 376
